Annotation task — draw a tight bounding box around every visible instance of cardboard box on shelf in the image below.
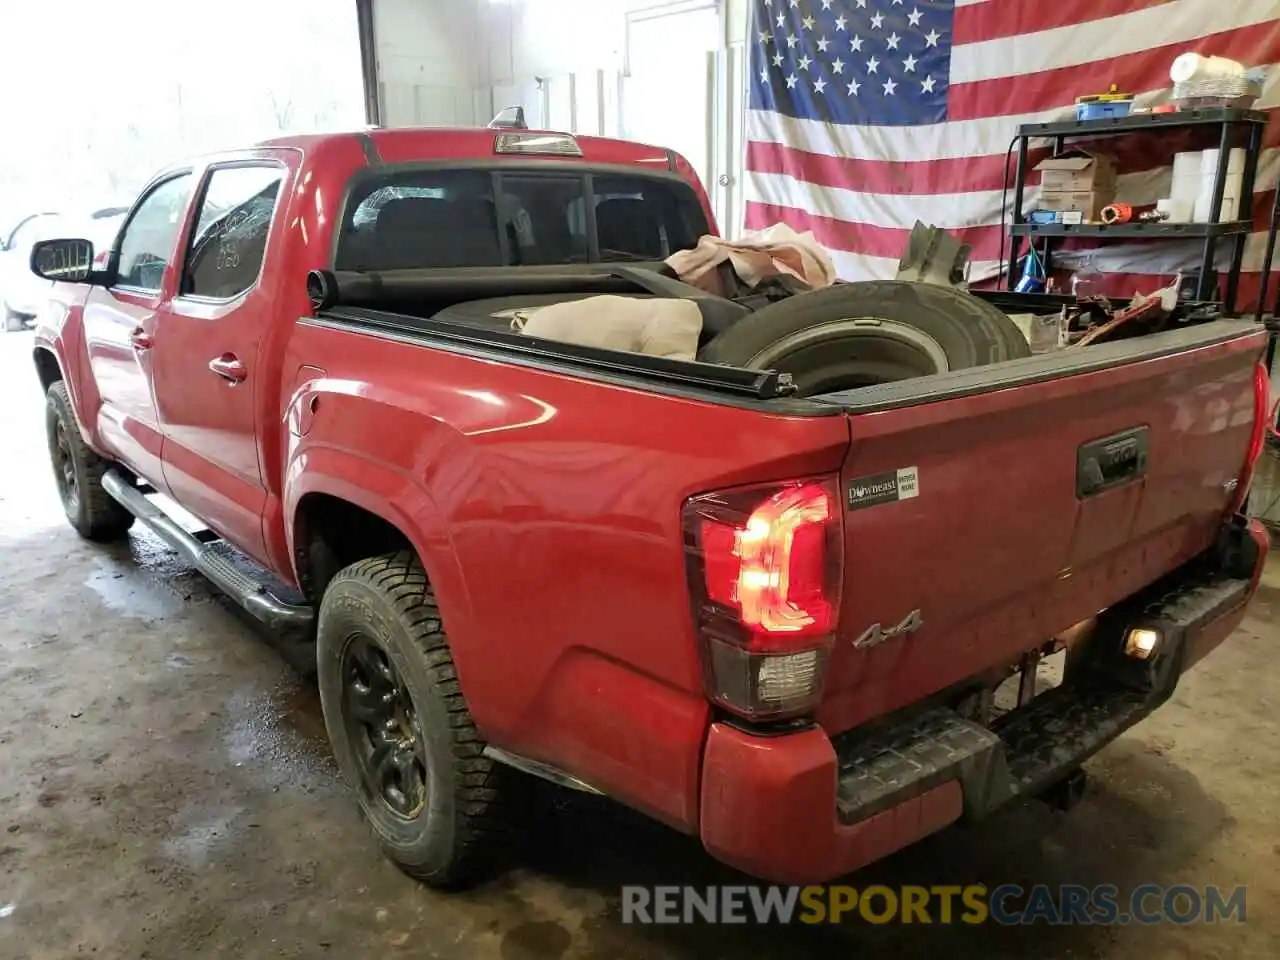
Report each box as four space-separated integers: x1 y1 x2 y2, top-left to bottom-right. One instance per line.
1035 150 1117 192
1035 150 1117 222
1038 189 1113 221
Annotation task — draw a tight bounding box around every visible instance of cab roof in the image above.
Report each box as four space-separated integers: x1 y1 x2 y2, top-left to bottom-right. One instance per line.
256 127 681 171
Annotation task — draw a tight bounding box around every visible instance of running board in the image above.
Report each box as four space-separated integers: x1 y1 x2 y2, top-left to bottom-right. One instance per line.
482 746 604 795
101 470 314 631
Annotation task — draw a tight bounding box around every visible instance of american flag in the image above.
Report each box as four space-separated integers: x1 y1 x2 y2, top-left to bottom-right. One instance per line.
745 0 1280 308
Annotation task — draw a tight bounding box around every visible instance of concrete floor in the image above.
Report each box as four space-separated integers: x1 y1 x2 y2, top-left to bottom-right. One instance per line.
2 332 1279 960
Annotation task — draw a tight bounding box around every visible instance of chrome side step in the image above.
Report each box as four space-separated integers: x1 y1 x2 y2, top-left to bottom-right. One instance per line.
101 470 314 631
482 745 604 795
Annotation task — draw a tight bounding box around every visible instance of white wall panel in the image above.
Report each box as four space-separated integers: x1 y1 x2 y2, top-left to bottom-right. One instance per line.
621 4 719 188
546 75 575 131
575 71 604 136
506 0 630 75
371 0 489 126
367 0 750 233
725 0 749 45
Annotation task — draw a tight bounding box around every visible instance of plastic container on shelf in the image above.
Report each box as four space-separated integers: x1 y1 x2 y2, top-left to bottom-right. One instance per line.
1158 197 1193 223
1192 192 1239 222
1076 100 1133 121
1172 72 1265 110
1201 147 1247 175
1071 258 1103 299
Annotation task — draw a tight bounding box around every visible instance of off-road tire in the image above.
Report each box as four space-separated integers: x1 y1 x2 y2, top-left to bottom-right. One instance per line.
699 280 1031 395
45 381 135 541
317 551 520 888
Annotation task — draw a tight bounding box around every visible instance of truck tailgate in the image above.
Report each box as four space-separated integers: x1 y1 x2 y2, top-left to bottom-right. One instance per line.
815 320 1266 735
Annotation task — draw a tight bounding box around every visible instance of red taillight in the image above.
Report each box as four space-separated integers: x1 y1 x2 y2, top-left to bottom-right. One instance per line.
1228 361 1270 515
684 479 842 721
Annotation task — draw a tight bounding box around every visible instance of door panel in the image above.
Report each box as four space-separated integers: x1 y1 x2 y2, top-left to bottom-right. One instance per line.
83 174 195 485
155 299 270 561
154 162 287 565
83 289 166 483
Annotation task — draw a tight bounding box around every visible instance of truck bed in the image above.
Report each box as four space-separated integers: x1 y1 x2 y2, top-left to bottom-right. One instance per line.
287 297 1263 828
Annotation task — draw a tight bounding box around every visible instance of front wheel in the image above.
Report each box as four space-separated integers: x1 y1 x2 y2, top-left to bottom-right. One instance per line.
45 381 135 540
316 551 522 888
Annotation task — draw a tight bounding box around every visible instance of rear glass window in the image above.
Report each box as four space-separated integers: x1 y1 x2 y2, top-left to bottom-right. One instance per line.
334 169 708 271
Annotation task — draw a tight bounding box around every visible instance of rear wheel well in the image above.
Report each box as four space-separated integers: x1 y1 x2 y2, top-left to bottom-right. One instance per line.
294 494 413 603
33 348 62 393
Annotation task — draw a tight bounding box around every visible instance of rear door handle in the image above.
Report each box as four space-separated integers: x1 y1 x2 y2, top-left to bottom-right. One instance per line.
209 354 247 384
130 328 153 350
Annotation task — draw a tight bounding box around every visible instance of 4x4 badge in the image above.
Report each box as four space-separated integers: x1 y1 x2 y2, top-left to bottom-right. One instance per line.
853 609 923 649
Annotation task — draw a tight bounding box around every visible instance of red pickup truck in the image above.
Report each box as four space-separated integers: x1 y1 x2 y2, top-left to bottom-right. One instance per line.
29 126 1271 888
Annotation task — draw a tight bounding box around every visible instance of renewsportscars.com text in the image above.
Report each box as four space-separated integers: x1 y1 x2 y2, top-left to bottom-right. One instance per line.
621 884 1246 926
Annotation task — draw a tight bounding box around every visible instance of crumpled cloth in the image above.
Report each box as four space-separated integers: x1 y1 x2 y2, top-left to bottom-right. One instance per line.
512 294 702 360
663 223 837 295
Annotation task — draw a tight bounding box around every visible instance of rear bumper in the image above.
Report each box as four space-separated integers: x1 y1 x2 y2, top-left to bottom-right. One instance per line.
699 519 1268 884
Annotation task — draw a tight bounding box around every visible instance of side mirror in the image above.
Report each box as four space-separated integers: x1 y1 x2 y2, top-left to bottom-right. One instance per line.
30 238 96 283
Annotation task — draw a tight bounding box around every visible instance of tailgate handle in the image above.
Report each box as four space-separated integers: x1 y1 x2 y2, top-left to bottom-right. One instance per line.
1077 426 1149 498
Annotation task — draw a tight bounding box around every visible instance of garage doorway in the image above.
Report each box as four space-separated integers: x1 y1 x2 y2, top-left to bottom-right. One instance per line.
622 2 721 213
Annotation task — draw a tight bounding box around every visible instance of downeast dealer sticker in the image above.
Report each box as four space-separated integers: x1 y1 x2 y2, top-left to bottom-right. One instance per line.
847 466 919 511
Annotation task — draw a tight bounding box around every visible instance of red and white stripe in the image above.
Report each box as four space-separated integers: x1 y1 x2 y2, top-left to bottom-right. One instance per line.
744 0 1280 309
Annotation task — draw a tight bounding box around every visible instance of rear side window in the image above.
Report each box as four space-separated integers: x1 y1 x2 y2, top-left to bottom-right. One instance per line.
334 168 708 271
182 165 284 299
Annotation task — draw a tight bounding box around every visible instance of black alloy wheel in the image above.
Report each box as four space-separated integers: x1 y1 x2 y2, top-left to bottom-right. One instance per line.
51 416 79 515
44 380 134 540
316 551 526 888
340 634 430 819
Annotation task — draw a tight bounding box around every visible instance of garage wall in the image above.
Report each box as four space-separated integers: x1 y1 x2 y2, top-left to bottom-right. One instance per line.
494 0 750 74
486 0 754 234
370 0 493 126
366 0 756 234
485 0 649 137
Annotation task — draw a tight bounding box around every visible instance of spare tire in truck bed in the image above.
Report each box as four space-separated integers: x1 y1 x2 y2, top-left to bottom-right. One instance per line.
697 280 1031 396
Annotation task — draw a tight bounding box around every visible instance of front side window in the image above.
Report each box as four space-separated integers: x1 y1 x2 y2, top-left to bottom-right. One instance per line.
334 168 708 271
182 165 284 299
115 175 194 292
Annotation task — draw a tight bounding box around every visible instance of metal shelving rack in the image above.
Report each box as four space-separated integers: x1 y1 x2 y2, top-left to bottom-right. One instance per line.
1005 108 1268 313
